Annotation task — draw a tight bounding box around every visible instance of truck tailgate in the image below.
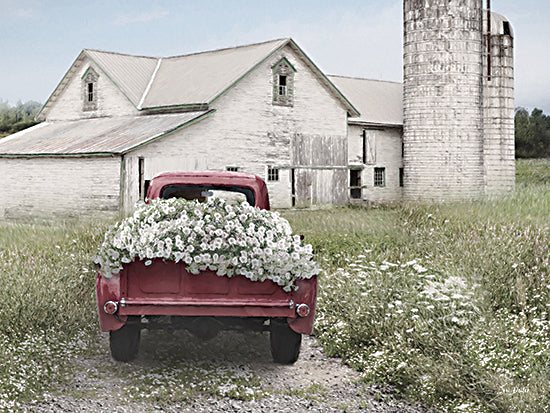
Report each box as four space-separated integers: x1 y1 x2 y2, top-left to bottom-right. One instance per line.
119 259 297 318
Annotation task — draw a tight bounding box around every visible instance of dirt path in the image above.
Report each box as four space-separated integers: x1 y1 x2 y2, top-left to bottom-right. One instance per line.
24 329 431 412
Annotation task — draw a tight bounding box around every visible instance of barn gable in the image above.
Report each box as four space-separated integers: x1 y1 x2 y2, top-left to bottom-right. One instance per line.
38 52 146 121
120 41 357 210
38 38 358 121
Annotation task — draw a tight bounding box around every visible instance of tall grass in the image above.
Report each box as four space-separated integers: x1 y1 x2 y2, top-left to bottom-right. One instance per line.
283 160 550 412
1 160 550 411
0 219 112 410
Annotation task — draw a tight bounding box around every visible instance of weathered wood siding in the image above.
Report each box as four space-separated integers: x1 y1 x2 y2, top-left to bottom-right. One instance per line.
291 133 348 206
46 56 137 121
348 125 403 202
0 156 120 219
127 44 349 209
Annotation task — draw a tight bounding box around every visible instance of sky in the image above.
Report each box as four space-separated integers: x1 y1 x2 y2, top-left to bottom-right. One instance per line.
1 0 549 113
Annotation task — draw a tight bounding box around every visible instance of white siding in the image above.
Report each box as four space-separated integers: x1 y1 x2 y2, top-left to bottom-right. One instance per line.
348 125 403 202
126 44 349 209
46 56 137 121
0 156 121 219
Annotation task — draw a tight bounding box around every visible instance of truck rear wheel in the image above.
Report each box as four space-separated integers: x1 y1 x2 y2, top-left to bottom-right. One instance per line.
270 319 301 364
109 318 141 362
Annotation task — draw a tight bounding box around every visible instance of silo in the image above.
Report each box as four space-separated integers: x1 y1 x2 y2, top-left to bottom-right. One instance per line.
403 0 485 201
482 11 515 195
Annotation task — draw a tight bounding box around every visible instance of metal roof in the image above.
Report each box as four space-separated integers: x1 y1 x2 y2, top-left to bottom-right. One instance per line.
141 38 289 109
0 112 212 156
85 50 159 107
38 38 359 119
328 76 403 127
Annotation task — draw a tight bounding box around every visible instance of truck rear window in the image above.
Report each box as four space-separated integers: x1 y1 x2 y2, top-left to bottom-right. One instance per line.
160 185 255 206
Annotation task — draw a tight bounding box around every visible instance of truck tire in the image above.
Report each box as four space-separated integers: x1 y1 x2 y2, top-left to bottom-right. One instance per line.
270 319 301 364
109 320 141 362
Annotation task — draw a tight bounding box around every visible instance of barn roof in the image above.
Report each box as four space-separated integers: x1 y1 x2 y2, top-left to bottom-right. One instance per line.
0 111 212 156
328 76 402 128
141 39 289 109
38 38 359 120
85 50 159 107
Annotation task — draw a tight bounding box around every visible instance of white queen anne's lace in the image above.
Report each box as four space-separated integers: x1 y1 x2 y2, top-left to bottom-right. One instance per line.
96 198 319 291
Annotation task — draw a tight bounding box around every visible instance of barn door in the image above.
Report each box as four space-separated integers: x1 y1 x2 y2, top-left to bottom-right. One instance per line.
138 157 151 200
291 133 348 206
292 168 348 206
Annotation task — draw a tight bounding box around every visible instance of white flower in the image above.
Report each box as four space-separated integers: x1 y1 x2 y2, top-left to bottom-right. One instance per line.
96 197 319 289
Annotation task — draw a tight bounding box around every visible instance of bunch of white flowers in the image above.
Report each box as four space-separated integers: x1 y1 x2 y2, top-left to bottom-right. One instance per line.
96 197 319 291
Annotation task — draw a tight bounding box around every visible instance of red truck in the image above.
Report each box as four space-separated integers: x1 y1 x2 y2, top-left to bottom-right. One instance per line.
96 171 318 364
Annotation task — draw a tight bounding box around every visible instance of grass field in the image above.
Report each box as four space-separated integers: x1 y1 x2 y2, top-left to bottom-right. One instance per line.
1 159 549 412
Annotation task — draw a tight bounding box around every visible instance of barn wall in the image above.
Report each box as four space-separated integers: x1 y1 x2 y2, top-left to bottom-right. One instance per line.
127 44 349 209
0 156 121 219
46 56 137 121
348 125 403 202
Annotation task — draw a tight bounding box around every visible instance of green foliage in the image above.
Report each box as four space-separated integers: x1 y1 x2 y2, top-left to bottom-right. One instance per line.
516 158 550 185
2 162 550 411
515 107 550 158
286 179 550 412
0 100 42 137
0 220 109 337
0 219 112 409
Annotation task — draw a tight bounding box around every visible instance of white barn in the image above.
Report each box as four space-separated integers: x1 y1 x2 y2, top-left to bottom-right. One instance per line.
1 38 401 219
0 5 515 220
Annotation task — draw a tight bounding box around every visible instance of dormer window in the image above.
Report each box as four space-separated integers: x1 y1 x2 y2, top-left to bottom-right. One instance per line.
82 67 99 111
278 75 287 96
87 82 95 103
272 57 296 107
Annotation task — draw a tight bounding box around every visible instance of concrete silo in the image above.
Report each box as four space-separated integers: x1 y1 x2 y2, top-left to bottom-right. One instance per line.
482 10 515 195
402 0 514 201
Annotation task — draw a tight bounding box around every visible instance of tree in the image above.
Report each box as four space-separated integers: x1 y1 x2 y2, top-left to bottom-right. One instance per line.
515 107 550 158
0 100 42 138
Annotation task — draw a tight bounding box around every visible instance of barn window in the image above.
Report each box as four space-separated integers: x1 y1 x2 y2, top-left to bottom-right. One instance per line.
399 168 404 187
278 75 287 96
82 67 99 111
272 57 296 106
374 167 385 187
87 82 94 102
226 166 240 172
350 169 362 199
267 167 279 181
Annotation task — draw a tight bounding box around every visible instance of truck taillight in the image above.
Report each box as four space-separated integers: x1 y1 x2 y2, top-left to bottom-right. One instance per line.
296 304 310 317
104 301 118 315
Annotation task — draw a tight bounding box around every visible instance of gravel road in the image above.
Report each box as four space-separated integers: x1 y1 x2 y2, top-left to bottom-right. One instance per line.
24 328 433 412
